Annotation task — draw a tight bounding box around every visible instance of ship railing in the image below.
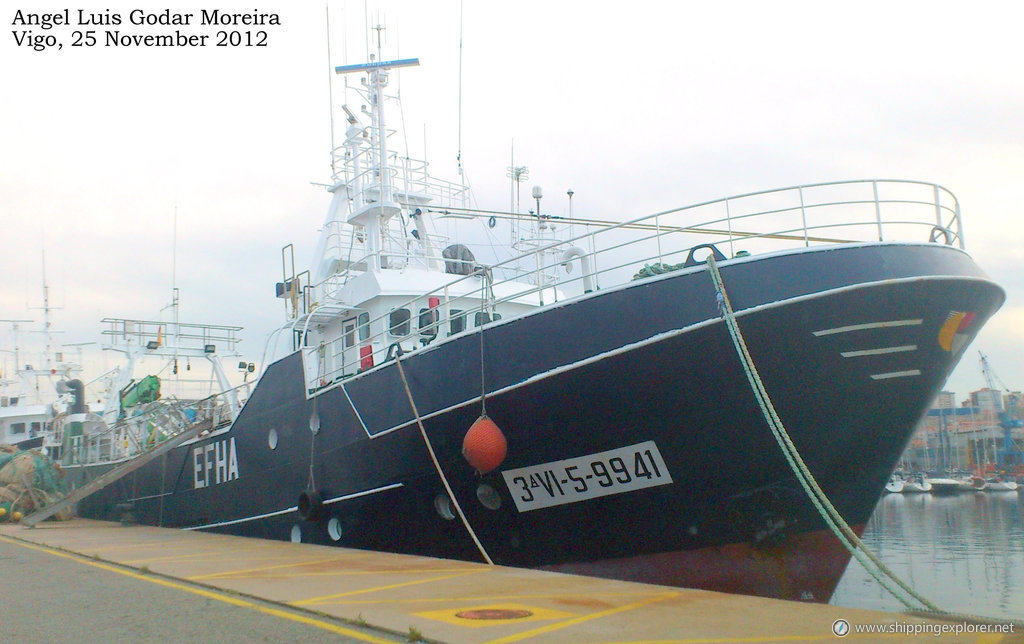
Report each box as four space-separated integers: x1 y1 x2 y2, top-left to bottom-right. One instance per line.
301 179 963 392
331 147 470 213
101 318 244 355
64 381 253 466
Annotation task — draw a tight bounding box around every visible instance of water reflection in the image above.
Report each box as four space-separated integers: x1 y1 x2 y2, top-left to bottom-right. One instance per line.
831 491 1024 620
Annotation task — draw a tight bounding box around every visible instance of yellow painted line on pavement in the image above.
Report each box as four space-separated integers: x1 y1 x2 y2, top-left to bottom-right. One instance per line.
293 569 489 606
72 537 199 553
330 589 659 605
123 545 283 565
188 556 365 579
192 561 476 581
0 535 394 643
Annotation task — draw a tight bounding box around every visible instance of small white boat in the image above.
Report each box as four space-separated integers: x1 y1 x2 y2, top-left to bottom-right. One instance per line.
983 478 1018 492
927 477 966 495
885 477 905 493
966 476 988 492
901 476 932 493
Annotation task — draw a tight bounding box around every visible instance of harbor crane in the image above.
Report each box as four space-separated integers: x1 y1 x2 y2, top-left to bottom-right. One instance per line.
978 351 1024 469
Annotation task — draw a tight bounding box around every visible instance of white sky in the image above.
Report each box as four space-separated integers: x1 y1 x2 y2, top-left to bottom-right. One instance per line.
2 0 1022 399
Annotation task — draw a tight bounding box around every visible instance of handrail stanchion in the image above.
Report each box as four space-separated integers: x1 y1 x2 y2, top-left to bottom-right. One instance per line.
955 199 965 249
798 187 809 247
726 199 735 258
873 180 884 241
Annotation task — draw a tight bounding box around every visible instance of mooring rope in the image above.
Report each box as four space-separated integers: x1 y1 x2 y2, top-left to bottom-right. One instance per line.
709 255 1024 627
705 254 1021 624
393 354 494 565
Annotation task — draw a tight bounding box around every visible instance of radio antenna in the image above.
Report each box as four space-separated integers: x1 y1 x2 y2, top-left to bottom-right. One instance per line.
325 2 336 177
457 0 464 182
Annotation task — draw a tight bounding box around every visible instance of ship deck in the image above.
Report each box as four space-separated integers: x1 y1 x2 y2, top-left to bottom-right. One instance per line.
0 519 1016 643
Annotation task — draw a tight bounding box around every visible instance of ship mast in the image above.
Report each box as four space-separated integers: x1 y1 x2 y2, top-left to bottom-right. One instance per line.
333 25 419 273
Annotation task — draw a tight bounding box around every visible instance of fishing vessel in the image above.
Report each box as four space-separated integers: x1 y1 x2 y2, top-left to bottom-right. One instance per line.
0 365 51 451
57 41 1004 603
1 311 80 452
51 315 252 468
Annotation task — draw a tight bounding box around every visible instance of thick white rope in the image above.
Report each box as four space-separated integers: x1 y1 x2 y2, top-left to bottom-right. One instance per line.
393 354 494 565
709 254 1024 627
707 254 939 610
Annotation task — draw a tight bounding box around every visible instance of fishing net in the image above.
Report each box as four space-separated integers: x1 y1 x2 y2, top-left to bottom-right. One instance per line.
0 444 71 522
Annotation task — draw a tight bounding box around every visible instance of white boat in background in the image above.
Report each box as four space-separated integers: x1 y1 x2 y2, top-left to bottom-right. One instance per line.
884 476 905 493
967 476 988 492
901 475 932 493
885 472 931 493
927 477 967 495
983 477 1018 492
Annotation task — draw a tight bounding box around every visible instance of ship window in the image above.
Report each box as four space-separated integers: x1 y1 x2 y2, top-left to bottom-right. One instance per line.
419 308 438 338
11 422 25 435
30 422 41 435
389 309 411 336
473 311 502 327
343 317 357 348
450 310 466 335
357 312 370 341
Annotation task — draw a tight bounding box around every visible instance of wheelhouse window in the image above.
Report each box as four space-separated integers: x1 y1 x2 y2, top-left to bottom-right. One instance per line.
473 311 502 327
419 308 438 338
449 309 466 335
389 309 412 336
343 317 357 348
357 312 370 341
11 422 25 435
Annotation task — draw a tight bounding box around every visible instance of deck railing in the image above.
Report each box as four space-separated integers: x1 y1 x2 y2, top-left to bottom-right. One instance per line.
299 179 962 392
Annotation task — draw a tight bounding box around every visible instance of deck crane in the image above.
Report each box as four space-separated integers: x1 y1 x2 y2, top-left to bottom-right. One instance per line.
978 351 1024 469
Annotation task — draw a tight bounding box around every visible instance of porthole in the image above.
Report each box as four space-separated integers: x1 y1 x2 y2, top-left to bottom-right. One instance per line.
476 484 502 510
290 524 302 543
433 493 456 521
327 517 343 541
268 428 278 450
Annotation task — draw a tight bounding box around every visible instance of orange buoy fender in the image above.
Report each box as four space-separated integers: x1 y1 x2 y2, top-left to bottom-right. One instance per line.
462 414 507 474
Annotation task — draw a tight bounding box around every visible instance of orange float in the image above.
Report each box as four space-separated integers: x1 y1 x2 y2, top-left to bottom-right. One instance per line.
462 414 507 474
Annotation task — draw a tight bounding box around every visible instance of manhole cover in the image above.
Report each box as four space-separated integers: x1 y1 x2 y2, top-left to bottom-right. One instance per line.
455 608 533 620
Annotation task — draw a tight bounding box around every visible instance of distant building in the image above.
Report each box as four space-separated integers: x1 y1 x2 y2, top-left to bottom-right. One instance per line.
934 390 956 409
970 388 1003 412
899 389 1022 471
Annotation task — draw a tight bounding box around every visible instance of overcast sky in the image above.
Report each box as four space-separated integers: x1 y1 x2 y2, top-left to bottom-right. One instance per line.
2 0 1022 398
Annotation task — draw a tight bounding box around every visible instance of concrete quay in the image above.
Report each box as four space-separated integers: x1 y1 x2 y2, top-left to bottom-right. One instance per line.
1 519 1019 643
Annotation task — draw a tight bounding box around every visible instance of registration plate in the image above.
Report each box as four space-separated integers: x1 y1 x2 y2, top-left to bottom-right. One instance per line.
501 441 673 512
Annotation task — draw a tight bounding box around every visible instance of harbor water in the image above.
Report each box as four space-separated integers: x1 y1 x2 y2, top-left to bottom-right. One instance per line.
831 490 1024 621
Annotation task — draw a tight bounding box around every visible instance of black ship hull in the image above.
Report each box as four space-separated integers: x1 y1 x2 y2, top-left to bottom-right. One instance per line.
66 242 1003 602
